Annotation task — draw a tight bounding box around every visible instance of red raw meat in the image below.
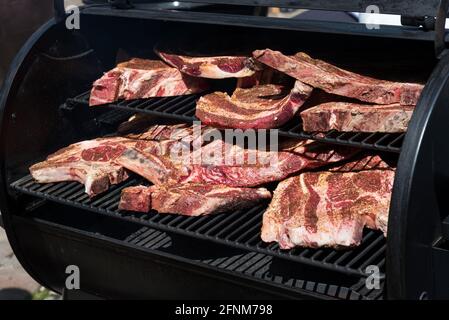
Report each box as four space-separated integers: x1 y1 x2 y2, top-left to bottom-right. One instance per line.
253 49 423 105
196 80 313 129
116 138 358 187
262 156 395 249
301 101 414 133
155 49 261 78
119 184 271 216
89 58 208 106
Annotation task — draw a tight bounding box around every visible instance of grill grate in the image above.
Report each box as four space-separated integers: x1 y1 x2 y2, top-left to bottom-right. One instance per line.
123 226 383 300
68 91 403 153
12 174 386 279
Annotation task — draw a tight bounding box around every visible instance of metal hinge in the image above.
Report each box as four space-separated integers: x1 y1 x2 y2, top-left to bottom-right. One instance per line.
108 0 134 9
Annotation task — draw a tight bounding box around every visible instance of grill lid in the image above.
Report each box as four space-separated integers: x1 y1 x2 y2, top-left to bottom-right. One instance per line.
54 0 442 18
54 0 449 56
170 0 441 17
168 0 448 52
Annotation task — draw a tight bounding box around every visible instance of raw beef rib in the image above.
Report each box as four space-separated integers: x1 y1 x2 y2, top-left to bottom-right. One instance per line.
119 184 271 216
29 137 133 196
29 124 202 196
89 58 208 106
116 138 358 187
196 80 313 129
300 101 415 133
326 155 394 233
155 49 261 78
253 49 423 105
262 167 395 249
118 186 153 213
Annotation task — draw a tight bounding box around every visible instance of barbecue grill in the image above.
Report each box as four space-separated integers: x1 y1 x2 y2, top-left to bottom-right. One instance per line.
1 0 449 300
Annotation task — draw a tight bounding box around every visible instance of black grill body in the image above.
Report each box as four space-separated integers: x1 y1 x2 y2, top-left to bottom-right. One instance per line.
0 1 448 299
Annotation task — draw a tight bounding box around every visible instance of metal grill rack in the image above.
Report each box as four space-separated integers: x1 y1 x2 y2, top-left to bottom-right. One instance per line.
67 91 404 153
124 226 384 300
12 174 386 279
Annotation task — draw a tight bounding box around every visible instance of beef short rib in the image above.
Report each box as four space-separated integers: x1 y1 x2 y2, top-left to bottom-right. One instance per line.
89 58 208 106
262 168 395 249
253 49 423 105
29 124 200 196
116 137 358 187
119 184 271 216
119 186 153 213
155 49 261 79
29 137 133 196
301 101 415 133
196 80 313 129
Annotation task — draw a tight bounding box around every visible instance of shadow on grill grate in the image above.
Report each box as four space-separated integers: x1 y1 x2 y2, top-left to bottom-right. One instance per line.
123 226 384 300
11 174 386 279
67 91 403 153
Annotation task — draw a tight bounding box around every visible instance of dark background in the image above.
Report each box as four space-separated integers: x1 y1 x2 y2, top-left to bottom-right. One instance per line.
0 1 54 88
0 1 54 226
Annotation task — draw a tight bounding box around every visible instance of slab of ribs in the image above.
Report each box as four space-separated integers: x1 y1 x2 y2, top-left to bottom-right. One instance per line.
300 102 415 133
253 49 423 106
196 81 313 129
89 58 208 106
261 155 394 248
155 49 261 78
29 124 194 196
30 137 132 197
119 184 271 216
114 135 358 188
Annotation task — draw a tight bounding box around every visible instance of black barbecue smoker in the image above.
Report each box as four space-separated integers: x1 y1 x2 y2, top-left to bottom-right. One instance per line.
1 0 449 300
